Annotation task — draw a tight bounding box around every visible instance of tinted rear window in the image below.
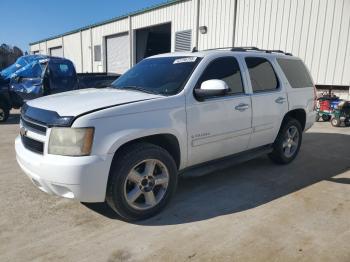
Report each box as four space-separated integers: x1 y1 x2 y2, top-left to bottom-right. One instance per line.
277 58 313 88
246 57 278 92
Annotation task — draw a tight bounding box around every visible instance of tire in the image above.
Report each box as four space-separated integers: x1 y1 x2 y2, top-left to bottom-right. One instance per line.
331 117 341 127
106 142 178 221
321 114 331 122
269 118 303 165
0 102 9 123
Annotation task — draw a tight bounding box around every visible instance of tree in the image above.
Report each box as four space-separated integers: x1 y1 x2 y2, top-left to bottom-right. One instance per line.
0 44 24 71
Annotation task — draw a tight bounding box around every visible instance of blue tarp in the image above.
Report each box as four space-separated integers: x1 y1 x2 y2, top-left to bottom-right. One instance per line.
0 55 48 80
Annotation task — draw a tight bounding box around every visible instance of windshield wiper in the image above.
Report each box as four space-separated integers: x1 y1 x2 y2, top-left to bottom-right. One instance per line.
117 86 159 95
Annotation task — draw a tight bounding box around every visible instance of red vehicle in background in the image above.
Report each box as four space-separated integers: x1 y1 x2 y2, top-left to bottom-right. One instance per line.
316 93 342 122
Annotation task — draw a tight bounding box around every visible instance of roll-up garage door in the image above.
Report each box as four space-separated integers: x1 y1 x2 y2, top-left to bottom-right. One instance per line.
106 34 130 74
106 33 130 74
50 46 63 57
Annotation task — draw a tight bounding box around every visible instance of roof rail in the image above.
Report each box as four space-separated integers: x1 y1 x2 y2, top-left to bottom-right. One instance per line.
201 46 293 56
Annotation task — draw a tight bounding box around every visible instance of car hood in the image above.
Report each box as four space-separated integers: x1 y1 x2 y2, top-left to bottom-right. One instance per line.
26 88 162 117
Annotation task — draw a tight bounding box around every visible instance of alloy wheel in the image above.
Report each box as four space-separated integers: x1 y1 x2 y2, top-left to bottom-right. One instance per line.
123 159 169 210
282 126 299 158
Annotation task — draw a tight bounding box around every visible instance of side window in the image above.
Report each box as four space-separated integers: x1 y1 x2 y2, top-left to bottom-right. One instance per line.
246 57 278 92
197 57 244 95
50 62 74 77
277 58 313 88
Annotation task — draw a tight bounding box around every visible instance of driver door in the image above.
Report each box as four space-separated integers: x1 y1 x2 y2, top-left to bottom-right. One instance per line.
186 56 252 166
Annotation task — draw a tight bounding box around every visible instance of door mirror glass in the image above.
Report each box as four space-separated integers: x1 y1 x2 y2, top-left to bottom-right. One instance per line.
194 79 229 99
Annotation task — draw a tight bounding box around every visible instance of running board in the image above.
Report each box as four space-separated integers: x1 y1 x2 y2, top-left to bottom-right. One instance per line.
180 145 273 178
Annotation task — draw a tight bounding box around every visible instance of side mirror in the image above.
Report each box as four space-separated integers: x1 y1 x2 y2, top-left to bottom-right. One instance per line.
194 79 229 99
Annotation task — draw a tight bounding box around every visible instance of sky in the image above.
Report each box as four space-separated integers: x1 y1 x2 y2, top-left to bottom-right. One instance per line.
0 0 168 52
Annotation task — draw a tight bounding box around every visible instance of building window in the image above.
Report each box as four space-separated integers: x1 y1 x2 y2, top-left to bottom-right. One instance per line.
175 30 192 52
94 45 102 62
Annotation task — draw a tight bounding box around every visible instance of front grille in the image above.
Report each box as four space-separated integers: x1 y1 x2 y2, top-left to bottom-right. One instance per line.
21 135 44 154
21 117 47 134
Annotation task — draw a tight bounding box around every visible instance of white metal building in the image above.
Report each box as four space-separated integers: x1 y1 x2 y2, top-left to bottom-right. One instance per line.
30 0 350 93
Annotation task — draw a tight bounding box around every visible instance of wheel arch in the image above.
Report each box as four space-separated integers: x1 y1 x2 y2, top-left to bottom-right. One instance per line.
110 133 182 170
282 109 306 131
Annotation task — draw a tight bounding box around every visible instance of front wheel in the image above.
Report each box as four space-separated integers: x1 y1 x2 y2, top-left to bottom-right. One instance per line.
0 102 9 123
269 118 302 165
331 117 341 127
106 143 178 221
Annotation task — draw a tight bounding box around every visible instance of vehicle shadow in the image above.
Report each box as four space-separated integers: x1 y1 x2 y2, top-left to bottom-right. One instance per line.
0 113 20 125
84 132 350 225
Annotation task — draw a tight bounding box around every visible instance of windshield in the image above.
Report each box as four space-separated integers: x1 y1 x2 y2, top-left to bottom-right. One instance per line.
112 56 201 95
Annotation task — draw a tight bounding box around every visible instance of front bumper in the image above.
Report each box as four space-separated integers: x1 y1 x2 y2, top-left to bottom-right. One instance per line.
15 136 113 202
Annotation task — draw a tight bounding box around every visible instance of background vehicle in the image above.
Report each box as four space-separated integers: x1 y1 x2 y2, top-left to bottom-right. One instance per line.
15 47 316 221
9 55 119 104
0 55 119 122
316 95 341 122
330 101 350 127
0 77 12 122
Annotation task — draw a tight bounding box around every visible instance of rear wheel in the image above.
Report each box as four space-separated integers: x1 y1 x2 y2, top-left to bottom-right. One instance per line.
106 143 178 221
331 117 341 127
269 118 302 165
0 102 9 123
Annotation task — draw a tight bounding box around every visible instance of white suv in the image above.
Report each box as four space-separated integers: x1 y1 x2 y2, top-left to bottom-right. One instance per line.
15 47 316 221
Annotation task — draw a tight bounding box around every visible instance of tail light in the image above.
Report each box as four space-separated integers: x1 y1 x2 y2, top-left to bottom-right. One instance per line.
313 86 317 110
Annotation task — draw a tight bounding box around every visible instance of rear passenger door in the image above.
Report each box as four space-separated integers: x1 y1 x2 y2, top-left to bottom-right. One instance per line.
245 57 288 149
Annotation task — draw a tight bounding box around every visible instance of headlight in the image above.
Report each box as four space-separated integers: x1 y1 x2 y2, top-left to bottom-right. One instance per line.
48 127 94 156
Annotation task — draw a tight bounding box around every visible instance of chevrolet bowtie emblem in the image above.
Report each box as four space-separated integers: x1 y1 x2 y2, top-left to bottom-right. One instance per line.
20 127 28 136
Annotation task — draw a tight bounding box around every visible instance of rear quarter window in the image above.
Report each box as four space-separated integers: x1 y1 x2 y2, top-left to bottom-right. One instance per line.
277 58 313 88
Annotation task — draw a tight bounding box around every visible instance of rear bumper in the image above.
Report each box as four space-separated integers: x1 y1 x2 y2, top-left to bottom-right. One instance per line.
305 111 317 131
15 136 113 202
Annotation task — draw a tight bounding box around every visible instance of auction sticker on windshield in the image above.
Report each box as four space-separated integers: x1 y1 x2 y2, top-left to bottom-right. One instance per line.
173 57 197 64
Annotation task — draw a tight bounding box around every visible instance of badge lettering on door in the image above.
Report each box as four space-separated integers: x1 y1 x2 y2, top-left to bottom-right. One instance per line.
191 132 210 139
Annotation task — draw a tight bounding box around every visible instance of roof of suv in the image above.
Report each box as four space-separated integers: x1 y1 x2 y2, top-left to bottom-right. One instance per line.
152 47 298 60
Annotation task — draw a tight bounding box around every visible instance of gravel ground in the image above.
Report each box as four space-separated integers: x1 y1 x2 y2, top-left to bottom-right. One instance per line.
0 110 349 262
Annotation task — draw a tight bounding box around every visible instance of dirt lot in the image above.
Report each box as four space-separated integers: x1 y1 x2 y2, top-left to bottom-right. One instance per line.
0 111 349 262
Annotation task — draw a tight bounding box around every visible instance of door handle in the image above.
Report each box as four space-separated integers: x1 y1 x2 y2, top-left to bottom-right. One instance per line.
275 97 286 104
235 103 249 111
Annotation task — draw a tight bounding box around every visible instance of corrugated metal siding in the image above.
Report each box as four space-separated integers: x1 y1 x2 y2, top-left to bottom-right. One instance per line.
63 32 82 73
235 0 350 86
198 0 237 50
81 29 92 73
46 38 63 51
30 44 40 54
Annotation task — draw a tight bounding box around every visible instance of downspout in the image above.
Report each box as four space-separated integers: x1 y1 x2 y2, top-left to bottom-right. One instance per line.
90 28 93 73
80 30 83 73
61 36 65 57
232 0 238 47
129 15 133 68
195 0 200 49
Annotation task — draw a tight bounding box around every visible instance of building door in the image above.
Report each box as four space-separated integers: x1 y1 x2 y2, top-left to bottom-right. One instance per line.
50 46 63 57
136 23 171 63
106 33 130 74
